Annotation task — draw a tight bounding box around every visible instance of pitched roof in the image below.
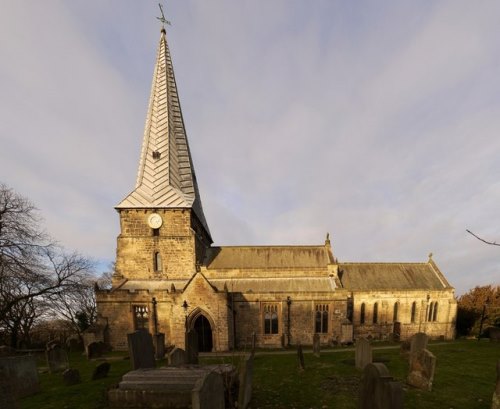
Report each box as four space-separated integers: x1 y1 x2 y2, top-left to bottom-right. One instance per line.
338 262 452 290
116 29 210 236
205 246 331 269
209 277 336 293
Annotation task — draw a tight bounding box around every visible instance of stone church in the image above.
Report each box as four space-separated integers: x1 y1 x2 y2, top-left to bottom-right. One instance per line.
95 28 457 352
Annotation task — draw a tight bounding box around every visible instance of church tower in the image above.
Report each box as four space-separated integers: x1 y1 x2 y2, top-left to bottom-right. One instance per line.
114 28 212 282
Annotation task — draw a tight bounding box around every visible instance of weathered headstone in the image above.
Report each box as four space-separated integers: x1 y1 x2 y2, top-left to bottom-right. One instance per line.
409 332 428 357
168 347 187 366
127 331 155 370
46 343 69 373
297 343 305 371
313 333 321 357
490 327 500 343
392 322 401 342
0 368 18 409
355 337 372 370
407 348 436 391
86 341 108 359
340 321 354 344
154 333 166 360
92 362 111 380
62 368 81 386
186 329 199 365
399 340 411 360
359 363 403 409
0 355 39 398
191 371 225 409
238 354 254 409
491 359 500 409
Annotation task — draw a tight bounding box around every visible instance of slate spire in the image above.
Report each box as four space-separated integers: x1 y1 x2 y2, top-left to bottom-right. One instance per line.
117 29 210 236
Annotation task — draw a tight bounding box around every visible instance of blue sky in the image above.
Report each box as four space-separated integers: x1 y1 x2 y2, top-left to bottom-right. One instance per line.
1 1 499 295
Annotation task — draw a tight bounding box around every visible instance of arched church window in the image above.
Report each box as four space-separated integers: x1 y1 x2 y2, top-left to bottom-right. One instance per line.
315 304 329 333
263 304 279 334
428 302 434 322
393 302 399 322
373 302 379 324
133 305 149 330
411 302 417 323
154 251 162 272
360 303 366 324
433 302 438 322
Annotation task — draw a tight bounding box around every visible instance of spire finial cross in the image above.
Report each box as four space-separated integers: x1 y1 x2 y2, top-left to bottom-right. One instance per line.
156 3 171 29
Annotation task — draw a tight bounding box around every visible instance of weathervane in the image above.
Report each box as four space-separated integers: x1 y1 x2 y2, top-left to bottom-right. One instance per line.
156 3 171 28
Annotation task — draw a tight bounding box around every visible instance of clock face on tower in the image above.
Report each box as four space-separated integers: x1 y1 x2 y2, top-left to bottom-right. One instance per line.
147 213 163 229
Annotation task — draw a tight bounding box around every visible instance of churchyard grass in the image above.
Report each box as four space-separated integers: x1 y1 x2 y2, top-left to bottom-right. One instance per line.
20 339 498 408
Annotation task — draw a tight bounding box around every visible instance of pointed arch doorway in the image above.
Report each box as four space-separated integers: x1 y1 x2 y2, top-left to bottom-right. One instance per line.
193 314 213 352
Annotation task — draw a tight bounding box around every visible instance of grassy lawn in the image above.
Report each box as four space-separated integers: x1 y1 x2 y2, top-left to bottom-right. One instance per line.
20 340 499 408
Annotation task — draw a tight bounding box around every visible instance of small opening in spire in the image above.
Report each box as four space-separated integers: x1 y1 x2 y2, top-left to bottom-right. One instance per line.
152 151 161 160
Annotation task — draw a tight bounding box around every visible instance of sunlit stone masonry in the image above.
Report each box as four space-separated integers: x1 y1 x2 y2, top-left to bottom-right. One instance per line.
94 27 457 352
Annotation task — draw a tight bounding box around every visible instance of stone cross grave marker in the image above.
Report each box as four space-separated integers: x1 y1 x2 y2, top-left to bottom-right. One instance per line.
186 329 199 365
313 333 321 357
238 353 254 409
297 343 305 371
46 343 69 373
355 337 372 370
168 347 187 366
127 330 155 370
491 359 500 409
0 355 40 398
154 333 165 360
407 348 436 391
409 332 428 357
359 363 403 409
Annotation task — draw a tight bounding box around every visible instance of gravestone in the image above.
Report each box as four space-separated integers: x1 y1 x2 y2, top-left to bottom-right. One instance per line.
0 355 39 398
355 337 372 370
359 363 403 409
490 327 500 342
92 362 111 380
392 322 401 342
238 354 254 409
399 340 411 360
409 332 428 357
0 345 16 357
86 341 109 359
297 343 305 371
62 368 81 386
154 333 166 360
46 343 69 373
313 333 321 357
168 348 187 366
407 348 436 391
340 321 354 344
186 329 199 365
0 368 18 409
491 359 500 409
127 331 155 370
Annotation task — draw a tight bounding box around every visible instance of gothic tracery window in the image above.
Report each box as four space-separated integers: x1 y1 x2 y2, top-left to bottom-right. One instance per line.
154 251 162 272
360 303 366 324
373 302 379 324
263 304 279 334
133 305 149 330
315 304 329 333
411 301 417 323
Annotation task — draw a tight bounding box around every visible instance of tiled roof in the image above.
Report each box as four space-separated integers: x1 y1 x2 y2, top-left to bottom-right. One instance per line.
209 277 336 293
205 246 331 269
338 262 451 290
117 30 210 236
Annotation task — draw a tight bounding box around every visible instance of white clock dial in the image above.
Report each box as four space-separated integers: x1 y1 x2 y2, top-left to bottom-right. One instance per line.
147 213 163 229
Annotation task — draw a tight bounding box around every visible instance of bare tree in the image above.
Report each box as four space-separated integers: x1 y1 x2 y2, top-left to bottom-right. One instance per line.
0 183 95 347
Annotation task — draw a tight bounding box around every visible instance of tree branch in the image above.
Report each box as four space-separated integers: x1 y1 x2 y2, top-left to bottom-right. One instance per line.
466 229 500 246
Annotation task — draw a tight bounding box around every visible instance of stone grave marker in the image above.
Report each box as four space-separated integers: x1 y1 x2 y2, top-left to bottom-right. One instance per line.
154 333 166 359
127 330 155 370
297 343 305 371
313 333 321 357
491 359 500 409
168 347 186 366
0 367 18 409
86 341 108 359
0 355 40 398
409 332 428 357
186 329 199 365
359 363 403 409
62 368 81 386
355 337 372 370
238 354 254 409
92 362 111 380
490 327 500 343
340 321 354 344
46 343 69 373
407 348 436 391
